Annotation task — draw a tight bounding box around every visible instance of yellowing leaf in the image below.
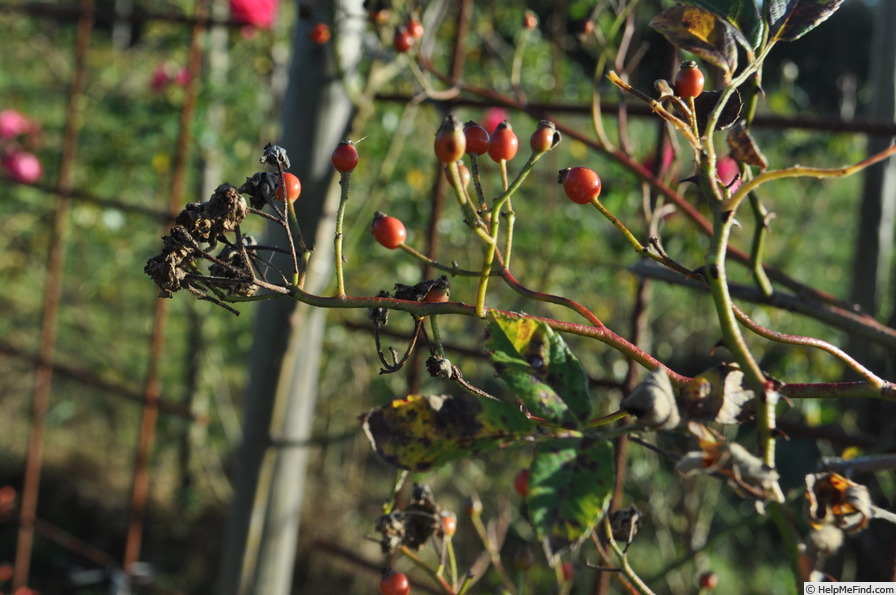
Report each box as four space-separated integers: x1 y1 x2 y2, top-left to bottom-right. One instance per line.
651 5 738 79
361 394 535 471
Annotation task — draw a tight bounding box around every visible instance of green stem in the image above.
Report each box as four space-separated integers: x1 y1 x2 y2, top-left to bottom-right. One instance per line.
586 409 627 428
445 536 458 590
456 573 475 595
475 246 495 318
706 211 775 466
429 315 445 358
747 192 774 297
767 501 803 583
603 517 655 595
399 545 455 594
334 171 351 297
446 161 493 245
703 42 776 167
474 153 540 317
686 95 699 140
499 158 514 268
589 197 648 253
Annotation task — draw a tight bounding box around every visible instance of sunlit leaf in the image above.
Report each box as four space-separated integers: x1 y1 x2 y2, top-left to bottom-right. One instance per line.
768 0 845 42
727 122 769 169
361 394 535 471
527 438 615 555
486 312 592 428
650 5 738 78
681 0 763 50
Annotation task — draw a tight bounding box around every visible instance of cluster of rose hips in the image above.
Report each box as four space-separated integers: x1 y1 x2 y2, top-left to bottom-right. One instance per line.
307 6 423 54
363 1 424 52
362 113 605 254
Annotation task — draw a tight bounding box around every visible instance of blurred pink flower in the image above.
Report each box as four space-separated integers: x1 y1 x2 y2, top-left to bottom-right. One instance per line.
0 109 32 139
483 107 508 133
3 150 43 184
174 67 191 87
151 64 170 93
716 154 741 192
230 0 278 29
641 143 675 174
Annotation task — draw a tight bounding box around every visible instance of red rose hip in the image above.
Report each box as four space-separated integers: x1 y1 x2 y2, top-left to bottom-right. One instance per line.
674 61 704 99
559 167 601 204
276 172 302 203
434 114 466 163
379 568 410 595
488 120 518 163
463 121 490 156
371 212 407 249
331 139 359 172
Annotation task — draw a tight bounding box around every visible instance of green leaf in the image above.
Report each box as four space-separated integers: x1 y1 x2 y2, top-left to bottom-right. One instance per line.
485 312 593 428
527 438 615 555
650 5 738 78
767 0 845 42
681 0 764 50
361 394 535 471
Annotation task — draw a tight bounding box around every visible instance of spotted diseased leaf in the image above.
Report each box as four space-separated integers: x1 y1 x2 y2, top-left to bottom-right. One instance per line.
527 438 615 556
650 5 738 79
768 0 845 42
680 0 763 50
485 312 592 428
727 121 769 170
361 394 535 471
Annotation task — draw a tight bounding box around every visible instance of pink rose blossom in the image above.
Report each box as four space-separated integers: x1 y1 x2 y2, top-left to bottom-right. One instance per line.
151 64 170 93
483 107 509 134
174 67 191 87
0 109 32 139
230 0 278 30
716 154 741 192
641 143 676 174
3 150 43 184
